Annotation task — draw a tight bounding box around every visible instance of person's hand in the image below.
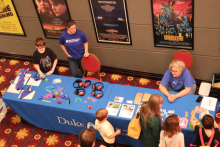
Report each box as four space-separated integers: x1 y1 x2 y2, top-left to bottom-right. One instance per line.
168 95 174 102
84 52 89 57
39 72 45 78
116 129 121 135
67 54 71 58
46 70 53 76
194 106 199 112
170 94 177 102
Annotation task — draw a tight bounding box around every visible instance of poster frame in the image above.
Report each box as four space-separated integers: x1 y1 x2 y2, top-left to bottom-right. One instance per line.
150 0 194 50
0 0 26 36
88 0 132 45
33 0 71 39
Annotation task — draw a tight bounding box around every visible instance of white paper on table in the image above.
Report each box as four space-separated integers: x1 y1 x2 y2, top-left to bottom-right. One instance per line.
200 96 217 111
106 102 121 116
114 96 124 103
13 76 30 85
119 104 135 119
18 90 35 100
25 73 32 78
27 78 42 86
6 84 22 94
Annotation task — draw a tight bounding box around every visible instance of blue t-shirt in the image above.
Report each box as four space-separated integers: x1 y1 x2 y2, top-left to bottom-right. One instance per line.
59 29 88 60
161 68 196 91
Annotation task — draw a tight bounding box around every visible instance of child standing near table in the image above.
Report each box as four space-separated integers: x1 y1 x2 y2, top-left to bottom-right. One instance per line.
159 114 185 147
190 106 219 146
33 37 59 78
139 94 164 147
95 108 121 147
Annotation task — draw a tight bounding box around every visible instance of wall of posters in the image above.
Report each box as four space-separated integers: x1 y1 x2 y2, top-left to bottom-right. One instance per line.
89 0 131 45
33 0 71 38
151 0 194 50
0 0 25 36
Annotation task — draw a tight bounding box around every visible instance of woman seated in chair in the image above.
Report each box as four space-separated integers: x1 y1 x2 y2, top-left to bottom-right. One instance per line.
159 60 196 103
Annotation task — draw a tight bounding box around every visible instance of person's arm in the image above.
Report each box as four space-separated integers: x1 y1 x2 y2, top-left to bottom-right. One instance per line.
83 42 89 57
46 59 58 76
179 133 185 147
214 118 219 129
159 84 172 101
171 87 191 100
107 129 121 139
158 131 163 147
60 45 71 57
34 64 45 78
159 70 174 102
190 106 199 129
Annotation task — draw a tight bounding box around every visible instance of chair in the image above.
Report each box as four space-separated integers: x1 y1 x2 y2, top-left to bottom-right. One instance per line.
81 53 101 81
172 50 193 71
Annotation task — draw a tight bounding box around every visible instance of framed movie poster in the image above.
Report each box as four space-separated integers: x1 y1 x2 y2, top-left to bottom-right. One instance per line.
89 0 132 45
0 0 25 36
151 0 194 50
33 0 71 38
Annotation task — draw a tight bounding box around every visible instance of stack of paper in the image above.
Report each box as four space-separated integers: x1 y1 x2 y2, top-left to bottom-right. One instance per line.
200 96 217 111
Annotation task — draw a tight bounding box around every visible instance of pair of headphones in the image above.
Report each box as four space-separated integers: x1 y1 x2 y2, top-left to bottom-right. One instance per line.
74 88 85 96
91 90 103 98
73 79 91 88
92 82 104 90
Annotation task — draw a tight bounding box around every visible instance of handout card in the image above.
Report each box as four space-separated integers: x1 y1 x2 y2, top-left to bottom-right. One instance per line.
119 104 135 119
142 93 151 101
27 78 42 86
18 90 36 100
114 96 124 103
168 110 175 113
6 84 22 94
106 102 121 116
179 117 189 129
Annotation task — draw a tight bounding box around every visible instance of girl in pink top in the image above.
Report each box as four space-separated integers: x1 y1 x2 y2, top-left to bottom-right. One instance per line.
159 114 185 147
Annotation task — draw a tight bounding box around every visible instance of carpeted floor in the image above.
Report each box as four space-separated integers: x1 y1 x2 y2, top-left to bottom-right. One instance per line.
0 58 219 147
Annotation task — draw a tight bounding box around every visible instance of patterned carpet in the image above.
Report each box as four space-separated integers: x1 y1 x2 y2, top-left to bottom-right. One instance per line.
0 58 219 147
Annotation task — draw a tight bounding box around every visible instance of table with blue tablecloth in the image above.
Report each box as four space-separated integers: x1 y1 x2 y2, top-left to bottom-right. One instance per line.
3 71 219 147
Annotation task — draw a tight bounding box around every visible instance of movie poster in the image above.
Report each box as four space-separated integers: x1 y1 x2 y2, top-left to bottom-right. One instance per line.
0 0 25 36
33 0 71 38
151 0 194 49
89 0 131 45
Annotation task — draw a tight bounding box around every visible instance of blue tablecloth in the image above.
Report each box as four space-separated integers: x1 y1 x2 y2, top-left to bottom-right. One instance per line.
3 71 219 147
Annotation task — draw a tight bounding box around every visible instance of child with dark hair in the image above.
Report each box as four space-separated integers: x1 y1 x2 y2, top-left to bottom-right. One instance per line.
159 114 185 147
190 106 219 146
79 129 96 147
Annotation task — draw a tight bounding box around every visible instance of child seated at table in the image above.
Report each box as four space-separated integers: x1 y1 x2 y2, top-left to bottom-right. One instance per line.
190 106 219 146
159 114 185 147
33 37 59 78
94 108 121 147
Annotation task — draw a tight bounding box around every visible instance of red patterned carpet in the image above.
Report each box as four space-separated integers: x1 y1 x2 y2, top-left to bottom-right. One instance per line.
0 58 219 147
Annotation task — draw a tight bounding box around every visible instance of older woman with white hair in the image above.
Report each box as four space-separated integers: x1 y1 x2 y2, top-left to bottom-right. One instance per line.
159 60 196 103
